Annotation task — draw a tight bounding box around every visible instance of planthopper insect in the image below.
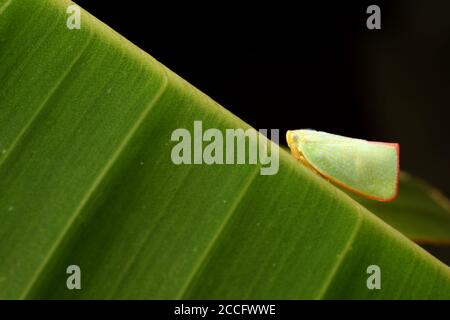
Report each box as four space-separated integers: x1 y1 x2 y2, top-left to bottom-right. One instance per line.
286 129 399 202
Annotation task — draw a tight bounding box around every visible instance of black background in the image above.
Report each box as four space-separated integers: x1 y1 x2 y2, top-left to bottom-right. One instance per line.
0 300 443 318
75 0 450 197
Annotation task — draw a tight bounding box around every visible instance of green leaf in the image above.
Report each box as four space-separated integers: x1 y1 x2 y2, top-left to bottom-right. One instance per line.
1 0 449 299
350 172 450 244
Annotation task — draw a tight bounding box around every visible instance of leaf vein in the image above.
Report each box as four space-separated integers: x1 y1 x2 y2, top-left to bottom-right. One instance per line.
19 66 169 299
177 166 260 298
315 210 363 299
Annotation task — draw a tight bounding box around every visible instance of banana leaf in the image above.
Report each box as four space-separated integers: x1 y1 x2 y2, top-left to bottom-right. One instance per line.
0 0 449 299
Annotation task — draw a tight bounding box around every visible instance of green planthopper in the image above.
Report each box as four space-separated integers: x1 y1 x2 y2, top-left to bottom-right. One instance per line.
286 129 399 202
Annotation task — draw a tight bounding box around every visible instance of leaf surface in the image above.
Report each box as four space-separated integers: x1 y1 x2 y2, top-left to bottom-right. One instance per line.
352 173 450 245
